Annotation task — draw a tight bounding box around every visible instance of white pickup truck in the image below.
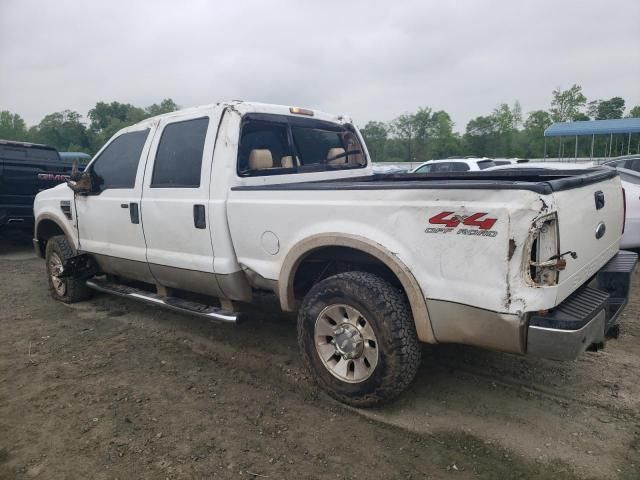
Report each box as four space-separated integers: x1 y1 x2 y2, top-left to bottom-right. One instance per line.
33 101 636 406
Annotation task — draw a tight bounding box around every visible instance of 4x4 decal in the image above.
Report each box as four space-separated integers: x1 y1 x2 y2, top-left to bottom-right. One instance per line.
426 211 498 237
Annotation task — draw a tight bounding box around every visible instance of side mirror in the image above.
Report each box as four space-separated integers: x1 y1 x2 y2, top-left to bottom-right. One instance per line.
66 160 93 194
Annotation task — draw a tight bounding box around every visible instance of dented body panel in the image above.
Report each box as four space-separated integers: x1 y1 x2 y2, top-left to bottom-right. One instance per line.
228 185 543 316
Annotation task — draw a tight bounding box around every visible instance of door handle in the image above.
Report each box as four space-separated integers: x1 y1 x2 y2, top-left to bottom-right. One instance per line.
193 204 206 229
129 202 140 224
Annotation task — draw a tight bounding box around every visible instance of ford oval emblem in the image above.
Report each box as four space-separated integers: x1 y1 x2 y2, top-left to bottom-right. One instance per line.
595 222 606 239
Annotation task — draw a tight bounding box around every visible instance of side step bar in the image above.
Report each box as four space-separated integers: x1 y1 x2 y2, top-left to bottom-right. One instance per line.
86 278 238 323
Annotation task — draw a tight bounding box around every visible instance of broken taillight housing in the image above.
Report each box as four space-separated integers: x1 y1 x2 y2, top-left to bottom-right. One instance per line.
527 213 561 286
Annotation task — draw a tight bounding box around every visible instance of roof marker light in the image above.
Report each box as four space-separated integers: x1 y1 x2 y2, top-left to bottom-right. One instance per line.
289 107 314 116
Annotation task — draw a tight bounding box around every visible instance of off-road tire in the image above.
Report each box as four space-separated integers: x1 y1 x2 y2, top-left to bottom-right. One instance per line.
45 235 92 303
298 271 421 407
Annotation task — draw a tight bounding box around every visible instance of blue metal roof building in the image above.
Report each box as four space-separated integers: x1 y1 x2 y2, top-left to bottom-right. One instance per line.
543 118 640 159
544 118 640 137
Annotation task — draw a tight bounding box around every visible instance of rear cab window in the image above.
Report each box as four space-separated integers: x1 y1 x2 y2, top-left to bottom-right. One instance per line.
0 144 60 163
626 158 640 172
237 114 366 176
477 160 497 170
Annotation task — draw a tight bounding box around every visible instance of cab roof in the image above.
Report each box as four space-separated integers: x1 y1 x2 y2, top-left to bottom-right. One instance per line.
0 139 58 150
133 101 350 128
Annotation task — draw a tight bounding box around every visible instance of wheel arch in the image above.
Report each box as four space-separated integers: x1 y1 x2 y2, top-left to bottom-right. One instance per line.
279 233 435 343
34 214 77 257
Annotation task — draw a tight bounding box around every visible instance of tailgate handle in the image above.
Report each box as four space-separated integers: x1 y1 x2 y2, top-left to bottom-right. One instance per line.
594 191 605 210
193 204 206 229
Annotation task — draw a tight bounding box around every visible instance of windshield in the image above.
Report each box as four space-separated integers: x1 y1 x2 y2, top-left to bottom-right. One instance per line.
0 144 59 162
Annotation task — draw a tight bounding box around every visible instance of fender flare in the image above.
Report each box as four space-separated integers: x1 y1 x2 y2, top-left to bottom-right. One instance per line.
34 213 78 252
278 233 435 343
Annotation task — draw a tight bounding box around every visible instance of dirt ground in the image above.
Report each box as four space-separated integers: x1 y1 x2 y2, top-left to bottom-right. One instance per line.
1 230 639 480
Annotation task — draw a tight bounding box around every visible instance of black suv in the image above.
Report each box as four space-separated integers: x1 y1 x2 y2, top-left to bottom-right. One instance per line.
0 140 76 229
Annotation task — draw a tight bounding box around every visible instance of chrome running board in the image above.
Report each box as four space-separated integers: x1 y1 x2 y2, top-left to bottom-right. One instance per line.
86 278 238 323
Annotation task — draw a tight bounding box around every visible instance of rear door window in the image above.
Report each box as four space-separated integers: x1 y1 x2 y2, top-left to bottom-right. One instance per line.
91 130 149 190
151 117 209 188
429 162 470 173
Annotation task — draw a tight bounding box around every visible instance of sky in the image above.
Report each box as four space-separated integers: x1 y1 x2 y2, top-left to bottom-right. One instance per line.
1 0 639 131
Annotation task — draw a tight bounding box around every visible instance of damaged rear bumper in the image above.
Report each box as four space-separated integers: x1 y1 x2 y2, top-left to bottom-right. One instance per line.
527 250 637 360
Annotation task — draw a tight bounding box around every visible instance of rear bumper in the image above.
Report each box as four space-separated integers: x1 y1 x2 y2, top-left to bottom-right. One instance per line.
527 250 637 360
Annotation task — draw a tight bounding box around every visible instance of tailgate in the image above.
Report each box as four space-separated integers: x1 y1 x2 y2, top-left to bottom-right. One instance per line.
553 174 623 303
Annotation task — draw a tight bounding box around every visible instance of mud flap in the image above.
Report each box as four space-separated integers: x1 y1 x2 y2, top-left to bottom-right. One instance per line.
59 254 98 280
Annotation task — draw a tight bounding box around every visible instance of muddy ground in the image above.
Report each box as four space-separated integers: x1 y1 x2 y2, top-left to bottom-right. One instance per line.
0 229 638 479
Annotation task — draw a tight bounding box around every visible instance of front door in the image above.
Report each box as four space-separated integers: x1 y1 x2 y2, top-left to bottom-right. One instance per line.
140 109 222 296
75 125 155 282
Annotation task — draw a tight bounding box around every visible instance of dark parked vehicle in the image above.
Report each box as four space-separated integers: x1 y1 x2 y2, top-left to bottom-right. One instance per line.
0 140 74 229
603 155 640 173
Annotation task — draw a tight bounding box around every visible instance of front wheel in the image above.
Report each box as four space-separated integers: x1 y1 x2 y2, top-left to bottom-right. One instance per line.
45 235 92 303
298 271 421 407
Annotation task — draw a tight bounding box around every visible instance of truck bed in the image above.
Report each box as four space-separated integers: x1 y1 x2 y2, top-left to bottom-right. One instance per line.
228 164 623 322
232 167 617 195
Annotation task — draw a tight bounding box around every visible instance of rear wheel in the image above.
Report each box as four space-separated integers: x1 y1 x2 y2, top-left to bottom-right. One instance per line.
298 271 421 406
45 235 92 303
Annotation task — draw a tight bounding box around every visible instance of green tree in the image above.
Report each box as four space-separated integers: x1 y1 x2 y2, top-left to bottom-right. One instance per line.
463 115 498 156
629 105 640 118
587 97 625 120
87 101 147 151
512 100 523 128
550 84 587 122
88 101 146 131
429 110 460 158
523 110 552 157
87 98 179 152
492 103 517 156
30 110 90 152
360 121 388 162
492 104 516 132
0 110 28 141
146 98 179 117
390 113 418 161
411 107 433 160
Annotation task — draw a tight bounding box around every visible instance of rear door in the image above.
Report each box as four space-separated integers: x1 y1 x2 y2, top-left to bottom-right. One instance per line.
140 108 223 295
75 126 154 279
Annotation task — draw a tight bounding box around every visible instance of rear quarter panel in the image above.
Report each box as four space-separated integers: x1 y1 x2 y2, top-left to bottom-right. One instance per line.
227 187 548 315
